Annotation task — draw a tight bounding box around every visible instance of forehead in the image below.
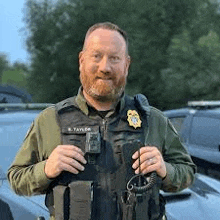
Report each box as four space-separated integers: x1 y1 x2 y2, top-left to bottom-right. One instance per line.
84 28 127 53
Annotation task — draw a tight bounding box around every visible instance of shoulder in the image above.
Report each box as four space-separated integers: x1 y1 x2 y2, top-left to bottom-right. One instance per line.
147 106 168 128
149 106 178 135
131 93 167 120
149 106 166 119
35 105 57 126
55 97 76 114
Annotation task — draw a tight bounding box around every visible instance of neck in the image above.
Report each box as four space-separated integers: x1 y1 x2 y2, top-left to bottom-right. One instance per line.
83 91 116 111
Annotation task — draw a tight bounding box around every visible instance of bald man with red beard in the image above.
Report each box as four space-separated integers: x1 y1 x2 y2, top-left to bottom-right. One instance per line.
8 22 196 220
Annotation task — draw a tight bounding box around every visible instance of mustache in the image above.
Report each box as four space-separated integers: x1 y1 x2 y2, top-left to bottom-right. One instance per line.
95 76 114 80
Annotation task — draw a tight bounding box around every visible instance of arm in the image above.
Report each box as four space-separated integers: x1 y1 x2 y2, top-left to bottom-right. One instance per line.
132 109 196 192
161 119 196 192
7 108 57 196
7 107 87 196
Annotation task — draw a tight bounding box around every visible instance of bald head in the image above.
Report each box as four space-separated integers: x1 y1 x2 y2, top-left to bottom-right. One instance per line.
82 22 129 55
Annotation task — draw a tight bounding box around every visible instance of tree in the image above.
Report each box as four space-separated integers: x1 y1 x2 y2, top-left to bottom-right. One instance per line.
160 1 220 109
12 61 28 72
1 69 27 89
123 0 213 109
0 54 9 83
25 0 220 110
0 54 28 90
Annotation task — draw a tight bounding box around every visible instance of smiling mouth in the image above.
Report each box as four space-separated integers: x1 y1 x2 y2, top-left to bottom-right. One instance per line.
97 77 112 81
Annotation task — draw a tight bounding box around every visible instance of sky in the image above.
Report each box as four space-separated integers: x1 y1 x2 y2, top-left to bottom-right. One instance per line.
1 0 220 65
0 0 28 64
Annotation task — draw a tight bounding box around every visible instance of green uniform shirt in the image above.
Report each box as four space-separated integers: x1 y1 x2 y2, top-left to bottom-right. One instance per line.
7 90 196 197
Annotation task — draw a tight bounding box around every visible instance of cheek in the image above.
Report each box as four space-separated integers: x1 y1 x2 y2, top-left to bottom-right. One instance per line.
84 62 97 75
91 65 98 74
80 63 98 85
115 66 128 80
80 59 97 74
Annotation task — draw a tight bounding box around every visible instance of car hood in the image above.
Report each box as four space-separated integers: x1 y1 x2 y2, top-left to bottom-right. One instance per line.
0 178 49 219
163 174 220 220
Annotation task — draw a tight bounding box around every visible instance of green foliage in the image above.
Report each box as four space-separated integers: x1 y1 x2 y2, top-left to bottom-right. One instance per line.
24 0 220 109
0 54 28 91
162 28 220 109
1 70 27 89
123 0 204 108
0 54 9 83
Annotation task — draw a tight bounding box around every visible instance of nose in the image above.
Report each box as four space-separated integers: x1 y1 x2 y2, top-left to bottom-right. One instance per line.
99 57 111 74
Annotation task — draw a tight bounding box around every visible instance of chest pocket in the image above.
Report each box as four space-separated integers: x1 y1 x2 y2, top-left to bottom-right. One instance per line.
109 118 145 147
61 126 100 153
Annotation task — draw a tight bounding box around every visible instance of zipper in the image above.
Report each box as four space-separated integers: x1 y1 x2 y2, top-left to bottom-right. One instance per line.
102 118 108 139
101 117 111 217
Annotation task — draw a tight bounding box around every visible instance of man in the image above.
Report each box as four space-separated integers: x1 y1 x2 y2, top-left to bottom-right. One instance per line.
7 22 196 220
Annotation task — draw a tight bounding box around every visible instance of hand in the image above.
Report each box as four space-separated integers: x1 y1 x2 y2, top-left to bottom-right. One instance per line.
44 145 87 179
132 146 167 179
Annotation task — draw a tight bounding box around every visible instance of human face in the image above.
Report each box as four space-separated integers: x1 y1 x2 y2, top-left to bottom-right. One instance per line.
79 28 130 102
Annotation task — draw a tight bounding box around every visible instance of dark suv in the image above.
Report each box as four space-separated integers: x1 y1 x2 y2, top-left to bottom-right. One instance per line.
0 103 52 220
164 101 220 174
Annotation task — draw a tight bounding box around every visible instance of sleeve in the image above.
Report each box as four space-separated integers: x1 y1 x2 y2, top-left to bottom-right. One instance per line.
161 118 196 192
7 107 59 196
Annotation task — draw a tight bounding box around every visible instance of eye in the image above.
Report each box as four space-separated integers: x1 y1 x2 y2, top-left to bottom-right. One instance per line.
92 53 102 61
91 53 102 62
94 54 100 58
110 56 120 63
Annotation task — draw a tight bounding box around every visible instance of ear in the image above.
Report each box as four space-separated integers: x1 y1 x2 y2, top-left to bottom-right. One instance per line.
125 55 131 76
79 51 84 71
79 51 84 65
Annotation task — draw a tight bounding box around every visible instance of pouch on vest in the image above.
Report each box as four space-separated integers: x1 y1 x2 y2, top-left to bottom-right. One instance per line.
53 181 93 220
69 181 93 220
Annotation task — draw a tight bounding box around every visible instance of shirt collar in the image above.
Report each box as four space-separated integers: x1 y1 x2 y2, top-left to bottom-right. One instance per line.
75 87 125 116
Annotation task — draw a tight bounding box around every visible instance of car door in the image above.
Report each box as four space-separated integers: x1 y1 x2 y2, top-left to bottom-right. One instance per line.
187 112 220 165
165 110 192 144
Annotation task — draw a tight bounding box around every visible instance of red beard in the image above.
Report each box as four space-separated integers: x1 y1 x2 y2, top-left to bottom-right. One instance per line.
80 73 126 102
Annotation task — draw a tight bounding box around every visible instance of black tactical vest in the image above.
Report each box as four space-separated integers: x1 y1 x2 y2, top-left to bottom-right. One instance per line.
45 94 165 220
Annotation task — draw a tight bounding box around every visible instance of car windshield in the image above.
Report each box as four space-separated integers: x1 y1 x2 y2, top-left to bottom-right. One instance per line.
0 110 40 174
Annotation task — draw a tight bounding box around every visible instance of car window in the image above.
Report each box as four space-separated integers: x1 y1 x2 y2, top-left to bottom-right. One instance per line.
169 117 186 134
190 116 220 150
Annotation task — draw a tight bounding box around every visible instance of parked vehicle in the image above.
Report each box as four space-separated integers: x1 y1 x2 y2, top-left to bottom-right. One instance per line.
164 101 220 173
0 103 51 220
164 173 220 220
0 85 32 103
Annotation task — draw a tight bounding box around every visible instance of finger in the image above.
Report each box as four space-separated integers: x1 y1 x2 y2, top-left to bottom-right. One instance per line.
134 158 158 174
61 156 85 172
132 152 156 169
61 163 81 175
138 163 158 175
132 156 153 170
132 146 156 159
57 145 85 156
64 150 87 164
57 146 87 164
